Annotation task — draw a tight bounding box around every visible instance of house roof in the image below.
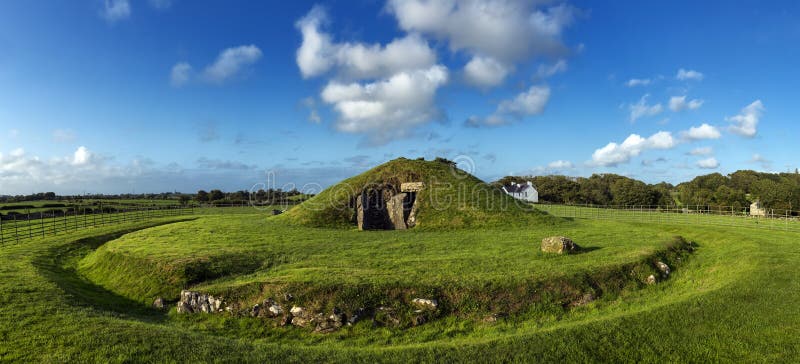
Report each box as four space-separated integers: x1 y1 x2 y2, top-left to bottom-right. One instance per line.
503 183 535 193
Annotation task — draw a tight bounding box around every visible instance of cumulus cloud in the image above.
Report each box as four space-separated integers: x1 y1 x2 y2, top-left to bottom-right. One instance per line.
170 62 192 87
101 0 131 22
202 45 262 83
628 94 664 122
547 160 574 169
464 56 511 87
295 7 436 80
465 85 550 127
387 0 575 63
676 68 704 81
669 95 704 112
534 59 567 80
591 131 676 166
684 123 721 140
387 0 575 88
697 157 719 169
689 146 713 156
727 100 764 138
320 65 448 144
626 78 651 87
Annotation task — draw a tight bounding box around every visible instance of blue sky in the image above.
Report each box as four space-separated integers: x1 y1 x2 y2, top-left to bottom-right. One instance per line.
0 0 798 195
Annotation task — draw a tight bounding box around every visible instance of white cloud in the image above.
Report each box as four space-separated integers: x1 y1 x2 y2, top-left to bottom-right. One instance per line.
466 85 550 127
464 56 511 87
295 7 436 80
689 146 713 156
626 78 651 87
697 157 719 169
684 123 721 140
101 0 131 22
202 45 262 83
676 68 704 81
302 97 322 123
547 160 573 169
72 146 94 166
628 94 664 122
669 95 704 112
591 131 676 166
320 65 448 144
52 129 77 143
170 62 192 87
387 0 575 64
498 85 551 115
749 153 772 170
534 59 567 80
727 100 764 138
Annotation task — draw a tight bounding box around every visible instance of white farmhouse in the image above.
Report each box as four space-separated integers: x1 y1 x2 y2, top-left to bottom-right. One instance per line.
502 181 539 203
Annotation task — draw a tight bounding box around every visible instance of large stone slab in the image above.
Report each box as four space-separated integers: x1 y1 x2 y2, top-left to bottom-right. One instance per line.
540 236 579 254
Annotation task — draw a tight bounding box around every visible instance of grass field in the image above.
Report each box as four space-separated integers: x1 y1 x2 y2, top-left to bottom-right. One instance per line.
1 206 799 362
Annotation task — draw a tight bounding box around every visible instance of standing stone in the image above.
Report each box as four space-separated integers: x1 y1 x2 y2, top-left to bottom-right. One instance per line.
541 236 580 254
387 193 408 230
655 261 671 277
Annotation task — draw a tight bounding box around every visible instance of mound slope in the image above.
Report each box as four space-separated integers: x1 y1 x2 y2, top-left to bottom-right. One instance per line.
282 157 556 229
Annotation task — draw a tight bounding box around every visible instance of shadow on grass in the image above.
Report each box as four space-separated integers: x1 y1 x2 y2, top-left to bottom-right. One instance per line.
573 246 601 254
32 219 196 323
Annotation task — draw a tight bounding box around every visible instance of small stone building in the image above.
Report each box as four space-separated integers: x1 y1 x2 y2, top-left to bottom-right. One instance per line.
750 200 766 217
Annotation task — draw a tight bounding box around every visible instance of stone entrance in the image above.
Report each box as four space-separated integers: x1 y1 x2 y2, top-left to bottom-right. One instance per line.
355 182 423 230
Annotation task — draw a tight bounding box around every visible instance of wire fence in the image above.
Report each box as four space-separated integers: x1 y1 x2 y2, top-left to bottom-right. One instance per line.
0 201 303 246
0 204 195 246
535 203 800 232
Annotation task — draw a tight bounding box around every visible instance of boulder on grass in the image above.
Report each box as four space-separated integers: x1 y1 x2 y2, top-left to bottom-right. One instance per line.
541 236 580 254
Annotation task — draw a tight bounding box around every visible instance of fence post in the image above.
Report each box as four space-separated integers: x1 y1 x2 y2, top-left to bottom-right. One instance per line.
0 215 3 246
27 208 32 239
41 212 45 237
14 213 19 244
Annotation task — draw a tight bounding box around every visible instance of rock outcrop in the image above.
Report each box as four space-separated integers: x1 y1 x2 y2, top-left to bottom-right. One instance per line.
176 290 224 314
541 236 580 254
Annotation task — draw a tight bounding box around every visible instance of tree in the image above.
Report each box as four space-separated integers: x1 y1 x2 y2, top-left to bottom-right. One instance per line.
195 190 209 202
209 189 224 201
178 194 191 206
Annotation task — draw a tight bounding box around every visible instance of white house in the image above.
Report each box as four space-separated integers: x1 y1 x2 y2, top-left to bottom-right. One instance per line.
502 181 538 203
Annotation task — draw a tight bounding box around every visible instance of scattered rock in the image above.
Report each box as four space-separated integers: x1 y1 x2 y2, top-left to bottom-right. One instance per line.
411 314 427 326
655 261 671 277
290 306 311 327
152 297 166 310
177 290 224 315
348 307 369 325
541 236 580 254
411 298 438 310
284 293 294 301
176 301 193 314
645 275 657 285
251 304 261 317
268 303 283 317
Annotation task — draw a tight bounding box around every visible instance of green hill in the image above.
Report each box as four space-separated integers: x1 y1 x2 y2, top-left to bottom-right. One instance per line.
281 157 558 229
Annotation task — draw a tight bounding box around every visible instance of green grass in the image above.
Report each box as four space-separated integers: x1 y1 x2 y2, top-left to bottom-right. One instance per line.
1 209 799 362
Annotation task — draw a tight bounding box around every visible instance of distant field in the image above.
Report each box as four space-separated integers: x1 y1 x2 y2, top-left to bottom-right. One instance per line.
0 205 798 362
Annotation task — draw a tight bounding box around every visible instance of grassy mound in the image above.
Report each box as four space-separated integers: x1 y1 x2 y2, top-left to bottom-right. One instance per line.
281 157 557 229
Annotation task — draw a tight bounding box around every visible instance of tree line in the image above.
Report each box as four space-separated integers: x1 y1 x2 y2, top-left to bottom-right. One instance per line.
495 170 800 212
